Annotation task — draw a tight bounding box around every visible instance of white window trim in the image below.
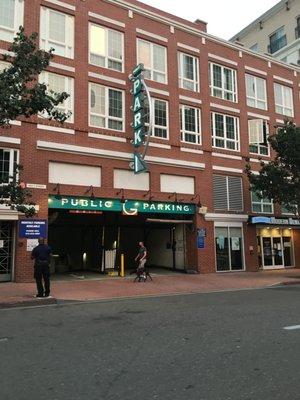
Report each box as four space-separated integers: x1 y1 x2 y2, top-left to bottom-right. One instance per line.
178 52 200 92
251 191 274 214
0 148 19 185
89 82 125 132
248 120 270 157
245 74 267 110
180 105 201 145
146 98 169 140
210 62 238 103
137 38 168 84
89 22 124 73
211 112 240 152
40 7 74 59
39 71 74 123
0 0 24 41
274 83 294 117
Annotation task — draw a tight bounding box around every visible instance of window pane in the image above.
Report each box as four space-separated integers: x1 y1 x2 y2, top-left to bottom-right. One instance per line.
215 227 230 271
183 54 194 80
48 73 65 93
138 40 151 69
0 150 10 183
213 64 222 88
153 44 166 73
49 10 65 43
155 100 166 127
256 78 266 100
0 0 14 29
90 25 106 56
224 68 233 91
215 114 224 137
109 89 122 118
225 116 235 139
90 84 105 115
184 107 196 132
246 75 255 97
108 29 122 61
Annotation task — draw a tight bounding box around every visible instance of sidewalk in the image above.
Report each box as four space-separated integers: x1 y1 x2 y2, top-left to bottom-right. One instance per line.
1 269 300 308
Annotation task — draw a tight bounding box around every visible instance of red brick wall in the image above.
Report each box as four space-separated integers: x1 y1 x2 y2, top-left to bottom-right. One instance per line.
1 0 300 281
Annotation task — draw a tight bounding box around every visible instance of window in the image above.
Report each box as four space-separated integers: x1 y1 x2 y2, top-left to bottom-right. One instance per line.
89 23 124 72
213 175 243 211
39 72 74 122
210 63 237 102
248 119 270 156
144 98 168 139
180 105 201 144
0 0 24 42
245 74 267 110
274 83 294 117
137 39 167 84
268 27 287 54
89 83 124 131
281 203 298 215
295 17 300 39
178 52 199 92
250 43 258 52
211 112 239 151
0 148 18 184
251 192 273 213
40 7 74 59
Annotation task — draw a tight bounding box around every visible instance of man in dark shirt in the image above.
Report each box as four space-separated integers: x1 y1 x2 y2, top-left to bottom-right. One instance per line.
31 238 52 298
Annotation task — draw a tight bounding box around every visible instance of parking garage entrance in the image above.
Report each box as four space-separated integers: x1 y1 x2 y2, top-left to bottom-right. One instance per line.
48 195 196 276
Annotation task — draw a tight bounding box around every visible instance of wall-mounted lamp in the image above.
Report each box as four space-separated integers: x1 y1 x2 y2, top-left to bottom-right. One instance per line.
143 190 154 201
84 185 95 199
116 188 125 203
168 192 178 202
53 183 61 199
191 194 202 208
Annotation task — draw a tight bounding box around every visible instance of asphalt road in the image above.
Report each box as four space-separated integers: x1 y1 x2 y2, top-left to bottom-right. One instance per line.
1 286 300 400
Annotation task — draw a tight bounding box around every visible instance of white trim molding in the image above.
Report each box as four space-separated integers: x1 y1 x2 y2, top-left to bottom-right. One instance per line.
0 136 21 145
179 95 202 104
37 141 205 170
180 147 203 154
149 142 171 149
205 213 248 222
212 152 242 161
88 72 126 86
247 112 270 121
10 120 21 126
49 62 75 73
177 42 200 53
136 28 168 42
210 103 240 114
44 0 75 11
88 12 125 28
208 53 238 66
148 87 169 96
212 165 243 174
37 124 75 135
245 66 267 76
276 119 284 124
88 132 126 143
273 75 293 85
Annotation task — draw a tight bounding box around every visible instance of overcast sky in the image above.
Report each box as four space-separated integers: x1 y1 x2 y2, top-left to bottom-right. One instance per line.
141 0 279 39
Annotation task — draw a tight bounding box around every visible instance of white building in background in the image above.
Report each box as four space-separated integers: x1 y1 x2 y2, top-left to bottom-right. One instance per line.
231 0 300 65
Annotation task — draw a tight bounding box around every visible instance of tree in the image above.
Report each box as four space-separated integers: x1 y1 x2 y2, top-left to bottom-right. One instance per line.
246 121 300 218
0 27 70 216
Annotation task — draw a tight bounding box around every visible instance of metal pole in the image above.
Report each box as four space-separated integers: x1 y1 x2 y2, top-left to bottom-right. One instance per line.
120 253 125 277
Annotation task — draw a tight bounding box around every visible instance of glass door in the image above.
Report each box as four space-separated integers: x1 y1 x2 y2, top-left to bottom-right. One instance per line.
283 236 293 267
215 227 244 272
261 236 283 268
0 221 13 282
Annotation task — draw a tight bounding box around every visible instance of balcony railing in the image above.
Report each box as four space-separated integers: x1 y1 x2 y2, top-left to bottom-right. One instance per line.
295 26 300 39
268 35 287 54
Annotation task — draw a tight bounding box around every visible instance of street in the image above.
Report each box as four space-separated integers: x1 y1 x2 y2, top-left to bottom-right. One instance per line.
1 286 300 400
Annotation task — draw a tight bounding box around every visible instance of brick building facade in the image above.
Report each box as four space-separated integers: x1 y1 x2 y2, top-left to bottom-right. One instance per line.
0 0 300 283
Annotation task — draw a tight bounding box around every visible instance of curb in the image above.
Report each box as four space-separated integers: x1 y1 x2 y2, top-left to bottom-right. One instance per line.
0 297 57 309
281 280 300 286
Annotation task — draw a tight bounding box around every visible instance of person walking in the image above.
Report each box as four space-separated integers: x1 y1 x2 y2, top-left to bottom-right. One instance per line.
135 241 147 279
31 238 52 298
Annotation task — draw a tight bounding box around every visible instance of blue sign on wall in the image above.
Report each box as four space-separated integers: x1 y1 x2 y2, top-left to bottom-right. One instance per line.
19 219 48 239
197 235 205 249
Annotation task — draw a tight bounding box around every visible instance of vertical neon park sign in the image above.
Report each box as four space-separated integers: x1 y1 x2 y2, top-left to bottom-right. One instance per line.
129 63 153 174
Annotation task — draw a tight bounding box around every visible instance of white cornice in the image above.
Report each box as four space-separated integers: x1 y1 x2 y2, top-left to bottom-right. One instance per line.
205 213 248 222
103 0 300 74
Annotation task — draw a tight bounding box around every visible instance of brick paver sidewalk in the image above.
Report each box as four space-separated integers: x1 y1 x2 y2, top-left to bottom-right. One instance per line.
1 269 300 308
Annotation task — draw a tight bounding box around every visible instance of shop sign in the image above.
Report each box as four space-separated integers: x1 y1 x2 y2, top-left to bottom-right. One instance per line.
19 219 48 239
197 235 205 249
129 63 153 174
48 195 196 215
250 216 300 226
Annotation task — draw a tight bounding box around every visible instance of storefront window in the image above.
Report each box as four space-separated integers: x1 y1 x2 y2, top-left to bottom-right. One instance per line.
215 226 244 271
